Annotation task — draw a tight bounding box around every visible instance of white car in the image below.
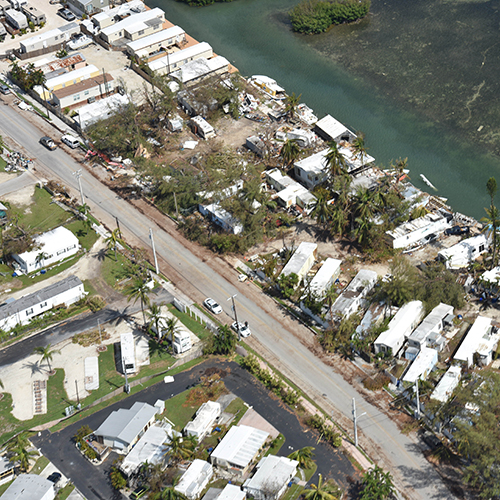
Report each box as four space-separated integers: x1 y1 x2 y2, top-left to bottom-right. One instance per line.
231 321 251 338
204 298 222 315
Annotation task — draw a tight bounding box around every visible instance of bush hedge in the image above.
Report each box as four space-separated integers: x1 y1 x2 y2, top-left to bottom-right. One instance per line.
290 0 370 34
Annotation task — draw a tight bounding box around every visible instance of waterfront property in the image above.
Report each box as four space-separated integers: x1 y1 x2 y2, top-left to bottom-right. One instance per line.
148 42 214 76
126 25 186 59
249 75 286 100
374 301 425 356
243 455 298 500
265 168 316 212
175 459 214 500
313 114 356 143
330 269 378 320
279 242 318 284
437 234 489 269
170 55 230 87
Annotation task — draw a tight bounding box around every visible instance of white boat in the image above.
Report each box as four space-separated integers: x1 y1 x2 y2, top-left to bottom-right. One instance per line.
249 75 286 100
420 174 437 191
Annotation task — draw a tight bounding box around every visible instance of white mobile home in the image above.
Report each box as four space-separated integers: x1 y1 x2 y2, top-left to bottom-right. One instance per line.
184 400 221 442
0 275 84 332
12 226 80 273
374 300 425 356
438 234 489 269
190 115 215 140
280 242 317 283
20 23 80 54
199 203 243 235
313 114 356 144
385 213 451 249
330 269 378 320
431 365 462 403
217 485 246 500
170 55 229 87
120 332 136 374
407 303 454 350
2 474 55 500
76 93 129 130
126 25 186 58
175 460 213 500
402 346 438 384
148 42 214 75
5 8 27 29
307 258 342 298
21 3 45 25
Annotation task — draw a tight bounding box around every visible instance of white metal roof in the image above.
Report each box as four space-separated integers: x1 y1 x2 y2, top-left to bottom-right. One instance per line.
217 484 245 500
170 55 229 84
120 332 135 365
175 459 213 499
454 315 492 367
308 258 341 297
431 365 461 402
184 401 221 437
101 8 164 37
482 266 500 284
408 303 454 346
243 456 298 495
402 346 438 383
77 93 130 129
148 42 213 72
211 425 269 468
438 234 489 269
21 22 78 45
295 148 328 174
387 213 448 240
2 474 54 500
315 114 353 141
332 269 377 316
281 242 317 277
127 25 184 52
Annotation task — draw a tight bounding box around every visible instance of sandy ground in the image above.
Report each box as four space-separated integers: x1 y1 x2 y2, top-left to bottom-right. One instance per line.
2 183 35 206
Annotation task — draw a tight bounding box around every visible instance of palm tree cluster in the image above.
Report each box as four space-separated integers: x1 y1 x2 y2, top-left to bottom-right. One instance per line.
481 176 499 270
9 61 46 91
6 432 39 472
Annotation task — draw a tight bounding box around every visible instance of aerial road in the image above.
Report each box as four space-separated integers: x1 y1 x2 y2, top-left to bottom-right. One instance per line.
0 102 456 500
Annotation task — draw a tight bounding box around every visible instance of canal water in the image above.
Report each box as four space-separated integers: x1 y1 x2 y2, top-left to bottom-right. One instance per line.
149 0 500 219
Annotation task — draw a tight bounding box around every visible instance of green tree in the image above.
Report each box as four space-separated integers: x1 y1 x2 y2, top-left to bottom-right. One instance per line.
277 272 299 299
303 474 336 500
208 325 237 355
285 92 301 121
110 466 126 490
280 139 301 170
35 251 49 269
325 140 346 179
105 228 124 261
353 133 368 166
152 485 188 500
32 344 60 373
7 433 38 472
288 446 315 469
164 316 181 350
482 176 498 269
311 189 333 229
360 465 395 500
164 434 196 464
379 255 417 307
147 303 163 338
124 277 152 325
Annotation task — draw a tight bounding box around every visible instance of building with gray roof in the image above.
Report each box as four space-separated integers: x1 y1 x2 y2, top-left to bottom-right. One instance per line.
0 275 84 332
210 425 269 476
94 401 159 453
2 474 55 500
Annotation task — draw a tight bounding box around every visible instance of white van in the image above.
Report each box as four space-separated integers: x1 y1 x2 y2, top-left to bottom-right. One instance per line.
61 135 80 149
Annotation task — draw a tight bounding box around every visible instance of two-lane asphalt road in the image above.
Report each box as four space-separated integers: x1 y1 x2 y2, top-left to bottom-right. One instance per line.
0 103 456 499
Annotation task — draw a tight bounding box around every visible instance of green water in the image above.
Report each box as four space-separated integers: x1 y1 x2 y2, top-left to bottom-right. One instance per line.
148 0 500 219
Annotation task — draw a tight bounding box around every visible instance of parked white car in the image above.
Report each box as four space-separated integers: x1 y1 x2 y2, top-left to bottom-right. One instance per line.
204 298 222 315
231 321 251 338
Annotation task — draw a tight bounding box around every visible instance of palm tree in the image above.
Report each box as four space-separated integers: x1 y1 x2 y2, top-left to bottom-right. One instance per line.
311 190 333 229
280 139 301 170
35 251 49 269
285 92 301 121
481 204 500 270
353 133 368 167
360 465 395 500
147 303 163 338
353 216 373 247
105 228 124 261
124 277 152 325
288 446 315 469
32 344 60 373
152 484 188 500
325 141 346 179
324 283 338 321
164 317 181 350
353 187 377 221
163 434 195 464
303 474 336 500
7 433 38 472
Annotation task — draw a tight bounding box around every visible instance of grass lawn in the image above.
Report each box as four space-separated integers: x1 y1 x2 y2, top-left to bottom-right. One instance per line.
31 455 50 474
64 220 99 251
55 483 75 500
163 390 199 431
0 157 7 171
225 397 248 426
281 463 317 500
0 479 13 496
167 304 212 341
100 252 132 289
266 433 285 456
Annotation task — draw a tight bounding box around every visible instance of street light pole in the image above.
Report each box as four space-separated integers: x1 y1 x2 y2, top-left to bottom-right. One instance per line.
122 355 130 394
149 228 159 275
352 397 366 447
73 169 85 206
227 294 240 341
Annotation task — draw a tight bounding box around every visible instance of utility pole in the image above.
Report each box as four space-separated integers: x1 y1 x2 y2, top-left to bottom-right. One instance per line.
73 169 85 206
352 397 366 447
415 379 420 419
149 228 159 275
123 356 130 394
227 294 240 341
173 192 179 220
115 216 121 236
75 380 80 405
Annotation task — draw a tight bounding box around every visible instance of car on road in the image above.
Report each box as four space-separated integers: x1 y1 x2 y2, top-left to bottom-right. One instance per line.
204 298 222 315
61 134 80 149
47 472 62 484
0 84 10 94
231 321 251 338
40 136 57 150
58 8 75 20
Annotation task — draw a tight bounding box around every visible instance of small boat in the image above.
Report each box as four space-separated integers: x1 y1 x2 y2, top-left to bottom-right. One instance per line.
250 75 286 100
420 174 437 191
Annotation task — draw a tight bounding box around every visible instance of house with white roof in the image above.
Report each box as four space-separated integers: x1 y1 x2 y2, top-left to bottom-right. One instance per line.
307 258 342 298
0 275 85 332
279 242 317 284
216 484 245 500
120 422 177 477
331 269 378 320
148 42 214 75
431 365 462 402
170 56 230 87
94 401 160 453
126 25 186 58
243 455 298 500
313 114 356 143
175 459 213 500
184 401 221 442
12 226 80 273
374 301 425 356
386 213 451 249
454 315 500 368
210 425 269 476
402 346 438 384
438 234 489 269
19 23 80 54
76 93 130 130
294 149 329 190
407 303 454 350
2 474 55 500
199 203 243 235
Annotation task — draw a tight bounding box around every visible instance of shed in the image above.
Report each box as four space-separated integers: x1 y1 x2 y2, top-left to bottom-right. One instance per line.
374 301 425 356
246 135 266 157
1 474 55 500
402 346 438 384
210 425 269 476
407 303 454 350
243 456 298 500
167 114 183 132
175 459 214 500
431 365 462 403
331 269 378 320
453 315 494 368
279 242 317 283
184 401 221 442
94 401 158 453
313 114 356 143
438 234 489 269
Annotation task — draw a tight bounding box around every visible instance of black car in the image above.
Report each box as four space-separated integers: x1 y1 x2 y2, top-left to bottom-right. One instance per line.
445 225 470 236
47 472 62 484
